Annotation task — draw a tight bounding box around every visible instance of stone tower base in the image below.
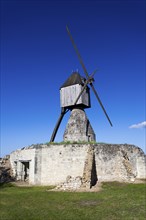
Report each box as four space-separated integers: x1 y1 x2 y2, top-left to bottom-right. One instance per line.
63 108 96 142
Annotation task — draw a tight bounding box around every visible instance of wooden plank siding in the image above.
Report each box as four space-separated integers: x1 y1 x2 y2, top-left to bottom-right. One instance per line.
60 84 90 108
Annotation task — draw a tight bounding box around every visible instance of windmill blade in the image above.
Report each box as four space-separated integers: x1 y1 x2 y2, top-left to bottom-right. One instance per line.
90 83 113 126
66 25 112 126
74 69 97 105
74 79 89 105
66 25 89 79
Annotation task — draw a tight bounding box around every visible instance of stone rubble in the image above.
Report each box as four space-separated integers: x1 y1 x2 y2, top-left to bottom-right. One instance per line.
56 175 82 191
0 155 14 183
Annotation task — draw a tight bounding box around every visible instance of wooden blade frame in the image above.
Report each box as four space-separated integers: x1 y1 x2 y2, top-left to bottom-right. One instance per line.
74 69 97 105
66 25 113 126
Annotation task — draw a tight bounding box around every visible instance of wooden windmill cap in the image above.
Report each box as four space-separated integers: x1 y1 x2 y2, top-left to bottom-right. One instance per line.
60 72 84 88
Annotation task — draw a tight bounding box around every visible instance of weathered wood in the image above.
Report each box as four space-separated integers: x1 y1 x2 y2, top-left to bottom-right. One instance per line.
50 107 67 142
60 84 90 108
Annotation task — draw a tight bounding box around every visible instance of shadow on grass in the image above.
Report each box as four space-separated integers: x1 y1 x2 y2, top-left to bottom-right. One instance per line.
0 182 15 188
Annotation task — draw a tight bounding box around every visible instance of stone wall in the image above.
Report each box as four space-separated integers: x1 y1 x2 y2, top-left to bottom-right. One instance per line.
40 144 89 185
94 144 145 182
9 144 146 186
10 147 36 184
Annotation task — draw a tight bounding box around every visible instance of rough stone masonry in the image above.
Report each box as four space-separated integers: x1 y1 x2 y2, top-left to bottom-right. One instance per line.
8 143 146 188
63 108 96 142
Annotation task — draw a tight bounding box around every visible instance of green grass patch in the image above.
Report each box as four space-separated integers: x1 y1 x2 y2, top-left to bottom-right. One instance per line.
45 141 107 145
0 182 145 220
0 182 15 188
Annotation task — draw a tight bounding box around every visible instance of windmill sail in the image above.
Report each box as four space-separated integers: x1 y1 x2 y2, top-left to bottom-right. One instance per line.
66 25 113 126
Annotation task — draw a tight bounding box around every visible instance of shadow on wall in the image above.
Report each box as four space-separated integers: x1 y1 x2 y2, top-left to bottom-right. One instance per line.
91 153 98 187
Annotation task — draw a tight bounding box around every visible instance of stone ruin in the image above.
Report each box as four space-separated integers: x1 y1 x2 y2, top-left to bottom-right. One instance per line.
56 145 97 191
1 104 145 189
0 155 14 183
6 143 146 190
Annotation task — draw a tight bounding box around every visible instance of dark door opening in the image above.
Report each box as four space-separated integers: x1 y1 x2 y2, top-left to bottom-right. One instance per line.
22 162 29 181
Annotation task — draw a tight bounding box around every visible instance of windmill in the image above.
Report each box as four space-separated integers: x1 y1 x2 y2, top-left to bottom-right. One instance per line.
50 26 112 142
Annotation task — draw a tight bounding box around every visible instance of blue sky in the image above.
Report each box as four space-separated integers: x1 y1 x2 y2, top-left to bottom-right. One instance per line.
1 0 145 157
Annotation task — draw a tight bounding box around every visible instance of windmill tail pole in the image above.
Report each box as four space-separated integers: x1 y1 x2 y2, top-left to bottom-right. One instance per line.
50 107 67 142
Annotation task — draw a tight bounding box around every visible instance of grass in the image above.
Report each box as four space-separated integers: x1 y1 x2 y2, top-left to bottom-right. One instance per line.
0 182 145 220
45 141 108 145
